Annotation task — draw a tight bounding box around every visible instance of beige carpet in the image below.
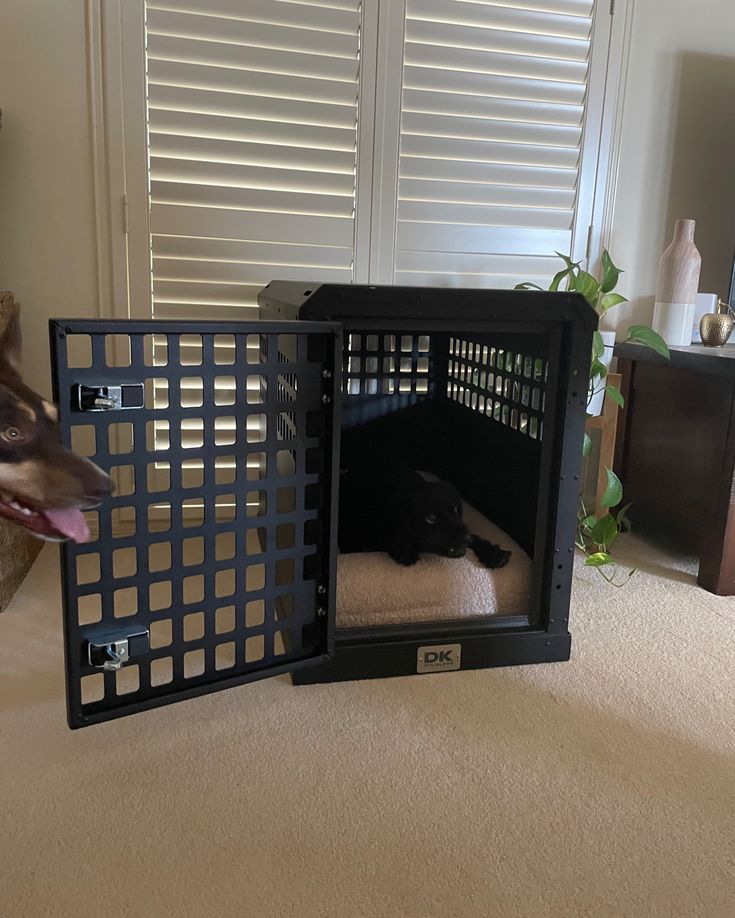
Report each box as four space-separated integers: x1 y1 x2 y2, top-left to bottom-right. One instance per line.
1 536 734 918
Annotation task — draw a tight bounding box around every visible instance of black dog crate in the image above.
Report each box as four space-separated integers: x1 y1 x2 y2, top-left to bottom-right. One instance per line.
259 284 595 685
50 286 593 728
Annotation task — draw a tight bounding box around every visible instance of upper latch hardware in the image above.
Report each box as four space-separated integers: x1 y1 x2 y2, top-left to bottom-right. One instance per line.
75 383 145 412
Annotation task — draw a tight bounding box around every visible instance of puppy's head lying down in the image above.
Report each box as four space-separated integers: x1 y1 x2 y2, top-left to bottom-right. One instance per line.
404 480 471 559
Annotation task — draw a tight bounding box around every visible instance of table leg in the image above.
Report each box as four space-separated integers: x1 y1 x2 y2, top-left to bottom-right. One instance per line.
697 397 735 595
698 486 735 594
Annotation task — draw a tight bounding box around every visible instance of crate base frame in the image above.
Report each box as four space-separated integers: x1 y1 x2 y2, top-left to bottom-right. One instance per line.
293 626 571 684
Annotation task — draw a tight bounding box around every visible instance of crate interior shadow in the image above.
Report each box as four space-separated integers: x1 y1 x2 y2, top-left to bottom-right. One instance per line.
339 331 547 558
340 401 541 558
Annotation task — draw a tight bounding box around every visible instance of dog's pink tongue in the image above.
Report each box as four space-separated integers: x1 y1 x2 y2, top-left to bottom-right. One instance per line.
44 508 91 543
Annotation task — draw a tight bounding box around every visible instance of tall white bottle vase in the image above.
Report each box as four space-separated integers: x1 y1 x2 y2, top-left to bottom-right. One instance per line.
652 219 702 346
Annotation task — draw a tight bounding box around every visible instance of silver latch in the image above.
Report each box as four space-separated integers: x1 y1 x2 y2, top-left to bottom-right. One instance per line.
75 383 145 412
89 639 129 672
87 630 149 672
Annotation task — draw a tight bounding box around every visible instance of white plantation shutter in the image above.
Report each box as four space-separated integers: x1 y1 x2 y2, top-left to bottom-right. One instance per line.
390 0 598 289
145 0 362 321
108 0 619 315
103 0 617 492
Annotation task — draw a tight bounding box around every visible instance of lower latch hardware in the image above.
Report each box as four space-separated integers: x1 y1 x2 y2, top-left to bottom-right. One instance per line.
87 630 150 672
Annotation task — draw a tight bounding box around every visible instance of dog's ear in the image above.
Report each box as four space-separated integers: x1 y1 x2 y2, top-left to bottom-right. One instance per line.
0 304 22 373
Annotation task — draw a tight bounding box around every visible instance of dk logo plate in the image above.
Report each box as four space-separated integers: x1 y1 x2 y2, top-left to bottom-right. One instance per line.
417 643 461 674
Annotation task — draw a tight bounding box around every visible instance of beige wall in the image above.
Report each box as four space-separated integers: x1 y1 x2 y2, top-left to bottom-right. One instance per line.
1 0 734 381
0 0 99 398
607 0 735 333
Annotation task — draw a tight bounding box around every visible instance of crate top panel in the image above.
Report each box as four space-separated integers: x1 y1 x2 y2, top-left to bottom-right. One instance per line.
259 281 597 330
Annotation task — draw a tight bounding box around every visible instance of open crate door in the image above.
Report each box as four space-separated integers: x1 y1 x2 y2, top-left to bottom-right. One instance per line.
50 319 341 728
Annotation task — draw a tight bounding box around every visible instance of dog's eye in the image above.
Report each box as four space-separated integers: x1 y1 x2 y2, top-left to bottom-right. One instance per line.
454 505 461 515
1 426 23 443
425 513 437 525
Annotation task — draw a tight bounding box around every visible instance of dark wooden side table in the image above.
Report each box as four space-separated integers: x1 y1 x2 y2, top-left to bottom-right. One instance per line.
614 341 735 594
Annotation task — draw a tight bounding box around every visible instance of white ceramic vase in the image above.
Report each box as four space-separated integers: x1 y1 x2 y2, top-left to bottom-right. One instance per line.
651 219 701 347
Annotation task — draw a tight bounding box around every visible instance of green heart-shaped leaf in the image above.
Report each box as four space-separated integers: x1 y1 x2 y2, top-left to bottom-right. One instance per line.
590 358 608 380
579 513 597 531
600 250 622 293
604 385 624 408
627 325 670 359
600 468 623 509
573 270 600 306
513 282 544 291
549 267 572 292
592 330 605 358
590 512 619 548
585 552 614 567
600 293 627 312
555 251 582 271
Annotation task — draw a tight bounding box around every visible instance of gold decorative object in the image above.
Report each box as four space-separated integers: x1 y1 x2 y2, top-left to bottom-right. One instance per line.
699 299 734 347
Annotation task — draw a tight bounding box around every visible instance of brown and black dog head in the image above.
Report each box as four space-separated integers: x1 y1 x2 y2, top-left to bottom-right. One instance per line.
0 306 111 542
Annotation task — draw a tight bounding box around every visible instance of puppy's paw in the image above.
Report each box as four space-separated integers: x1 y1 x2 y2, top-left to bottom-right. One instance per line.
389 545 421 566
471 536 511 569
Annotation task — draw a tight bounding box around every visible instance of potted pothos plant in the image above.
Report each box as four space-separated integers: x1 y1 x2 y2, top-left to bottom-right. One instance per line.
515 251 669 585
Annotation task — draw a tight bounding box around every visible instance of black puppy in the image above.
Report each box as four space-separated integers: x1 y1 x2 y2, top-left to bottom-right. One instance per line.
338 465 511 569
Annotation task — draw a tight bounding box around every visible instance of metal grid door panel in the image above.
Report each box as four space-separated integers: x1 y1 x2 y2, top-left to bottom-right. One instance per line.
50 319 340 728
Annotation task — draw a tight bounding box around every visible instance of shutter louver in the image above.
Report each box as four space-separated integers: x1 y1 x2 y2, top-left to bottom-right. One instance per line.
145 0 361 321
394 0 595 288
